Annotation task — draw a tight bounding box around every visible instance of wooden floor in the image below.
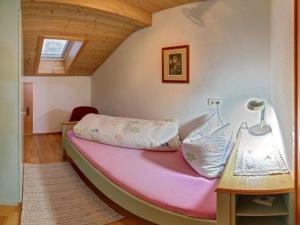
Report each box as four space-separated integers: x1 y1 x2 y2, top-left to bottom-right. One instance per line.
0 205 20 225
1 134 155 225
23 134 64 164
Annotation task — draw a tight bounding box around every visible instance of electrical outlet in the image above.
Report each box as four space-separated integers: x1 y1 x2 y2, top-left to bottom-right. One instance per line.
208 98 222 107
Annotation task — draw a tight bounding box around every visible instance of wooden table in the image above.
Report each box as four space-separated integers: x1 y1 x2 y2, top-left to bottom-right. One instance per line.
215 134 294 225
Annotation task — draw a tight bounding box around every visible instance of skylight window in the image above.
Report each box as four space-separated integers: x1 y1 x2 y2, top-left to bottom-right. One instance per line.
41 39 70 59
35 36 85 75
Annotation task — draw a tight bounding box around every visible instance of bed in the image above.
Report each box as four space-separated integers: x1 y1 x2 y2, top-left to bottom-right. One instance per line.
62 121 219 225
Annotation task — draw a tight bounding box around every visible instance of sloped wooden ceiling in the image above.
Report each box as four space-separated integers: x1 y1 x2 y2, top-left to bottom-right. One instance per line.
22 0 199 76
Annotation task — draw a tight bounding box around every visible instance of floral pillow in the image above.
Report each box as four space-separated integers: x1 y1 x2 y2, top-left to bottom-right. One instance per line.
74 114 181 151
182 122 234 179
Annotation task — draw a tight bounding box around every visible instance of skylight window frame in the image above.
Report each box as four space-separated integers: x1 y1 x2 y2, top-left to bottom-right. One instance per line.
34 35 86 75
41 39 72 61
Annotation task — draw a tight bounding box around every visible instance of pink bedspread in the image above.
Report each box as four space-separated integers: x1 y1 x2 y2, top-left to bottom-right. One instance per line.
67 131 218 219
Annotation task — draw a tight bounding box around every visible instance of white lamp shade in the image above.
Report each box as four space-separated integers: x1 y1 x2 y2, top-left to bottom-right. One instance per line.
246 99 271 136
247 99 265 111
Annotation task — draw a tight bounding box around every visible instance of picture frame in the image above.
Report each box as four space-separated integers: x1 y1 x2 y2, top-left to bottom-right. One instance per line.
162 45 189 83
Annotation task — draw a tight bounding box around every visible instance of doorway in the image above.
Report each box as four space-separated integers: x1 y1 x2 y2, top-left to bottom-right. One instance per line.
23 82 33 136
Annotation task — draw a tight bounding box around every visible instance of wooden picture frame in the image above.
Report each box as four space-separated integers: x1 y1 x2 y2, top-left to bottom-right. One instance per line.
162 45 190 83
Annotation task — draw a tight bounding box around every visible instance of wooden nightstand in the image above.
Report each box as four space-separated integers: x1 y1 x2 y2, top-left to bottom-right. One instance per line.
216 135 294 225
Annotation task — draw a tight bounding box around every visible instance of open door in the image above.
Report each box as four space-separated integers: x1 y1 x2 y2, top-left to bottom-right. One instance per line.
23 82 33 136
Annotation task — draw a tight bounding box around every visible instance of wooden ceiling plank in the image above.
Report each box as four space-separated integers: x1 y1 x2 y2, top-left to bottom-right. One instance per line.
22 4 139 31
23 15 137 33
23 16 136 35
122 0 199 14
119 0 164 14
21 0 152 27
23 20 133 39
23 30 126 44
22 0 199 76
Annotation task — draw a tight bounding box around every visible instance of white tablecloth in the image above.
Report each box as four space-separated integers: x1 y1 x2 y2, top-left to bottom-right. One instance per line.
233 129 289 176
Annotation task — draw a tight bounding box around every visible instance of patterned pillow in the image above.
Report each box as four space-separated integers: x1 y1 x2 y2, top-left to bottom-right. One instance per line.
74 114 181 151
182 123 234 178
188 113 224 139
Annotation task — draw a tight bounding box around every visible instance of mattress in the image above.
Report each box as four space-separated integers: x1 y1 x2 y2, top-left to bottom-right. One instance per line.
67 131 218 219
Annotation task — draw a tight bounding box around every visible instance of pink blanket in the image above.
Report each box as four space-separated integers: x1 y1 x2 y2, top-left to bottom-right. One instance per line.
67 131 218 219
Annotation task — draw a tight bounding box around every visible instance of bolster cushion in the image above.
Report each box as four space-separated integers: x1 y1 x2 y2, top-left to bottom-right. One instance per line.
73 114 181 151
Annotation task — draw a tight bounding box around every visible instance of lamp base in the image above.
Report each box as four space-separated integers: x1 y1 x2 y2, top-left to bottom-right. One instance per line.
248 124 271 136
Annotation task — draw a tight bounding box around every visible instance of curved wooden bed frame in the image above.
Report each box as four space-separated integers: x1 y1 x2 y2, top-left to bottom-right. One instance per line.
62 122 217 225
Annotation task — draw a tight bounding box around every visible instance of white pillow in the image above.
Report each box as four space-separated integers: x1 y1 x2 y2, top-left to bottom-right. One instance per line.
182 120 234 178
74 114 181 151
188 113 224 139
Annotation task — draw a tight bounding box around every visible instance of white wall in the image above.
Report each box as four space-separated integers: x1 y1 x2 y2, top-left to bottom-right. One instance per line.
22 76 91 133
270 0 294 171
91 0 271 137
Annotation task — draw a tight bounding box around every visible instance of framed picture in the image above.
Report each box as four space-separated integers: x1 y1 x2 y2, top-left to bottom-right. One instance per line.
162 45 189 83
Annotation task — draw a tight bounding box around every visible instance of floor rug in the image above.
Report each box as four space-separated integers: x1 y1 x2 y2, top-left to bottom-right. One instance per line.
21 162 124 225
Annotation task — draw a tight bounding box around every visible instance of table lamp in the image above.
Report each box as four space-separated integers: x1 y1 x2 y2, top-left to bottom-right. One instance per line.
247 99 271 136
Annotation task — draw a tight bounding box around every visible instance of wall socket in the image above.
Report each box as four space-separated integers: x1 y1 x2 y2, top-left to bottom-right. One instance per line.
208 98 222 107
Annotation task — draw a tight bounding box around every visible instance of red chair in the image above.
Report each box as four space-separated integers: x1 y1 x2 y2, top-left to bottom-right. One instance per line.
70 106 99 121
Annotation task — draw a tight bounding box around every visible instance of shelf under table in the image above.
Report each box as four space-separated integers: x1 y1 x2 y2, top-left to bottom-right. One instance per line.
236 195 288 217
237 216 287 225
